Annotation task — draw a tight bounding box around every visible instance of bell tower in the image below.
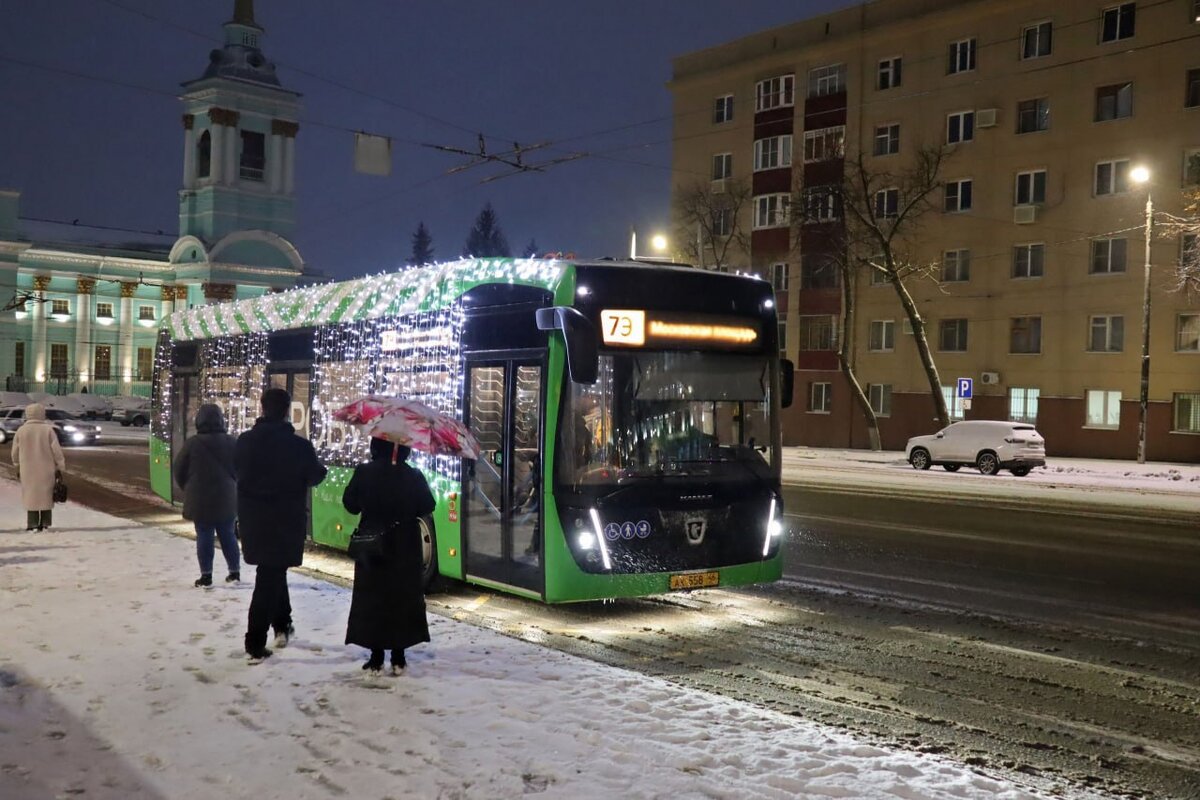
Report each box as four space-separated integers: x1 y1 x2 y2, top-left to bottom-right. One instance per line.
178 0 300 242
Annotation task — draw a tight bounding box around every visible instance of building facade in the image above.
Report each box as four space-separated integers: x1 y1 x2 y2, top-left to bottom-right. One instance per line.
669 0 1200 461
0 0 303 397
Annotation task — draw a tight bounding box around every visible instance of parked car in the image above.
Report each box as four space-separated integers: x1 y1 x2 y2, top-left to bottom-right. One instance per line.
114 400 152 427
27 392 89 418
905 420 1045 477
69 392 114 420
0 406 102 446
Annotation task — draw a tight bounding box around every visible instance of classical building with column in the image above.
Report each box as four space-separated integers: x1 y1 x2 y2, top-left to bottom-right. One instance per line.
0 0 304 397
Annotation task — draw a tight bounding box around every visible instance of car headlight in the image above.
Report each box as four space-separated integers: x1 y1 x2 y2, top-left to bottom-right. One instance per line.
63 425 77 432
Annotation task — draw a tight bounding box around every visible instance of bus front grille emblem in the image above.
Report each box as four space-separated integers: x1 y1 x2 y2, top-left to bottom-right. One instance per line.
684 518 707 546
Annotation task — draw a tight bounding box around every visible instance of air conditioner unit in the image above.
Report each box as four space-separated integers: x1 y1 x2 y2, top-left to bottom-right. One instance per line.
902 319 915 335
976 108 998 128
980 371 1001 385
1014 205 1037 224
711 179 728 194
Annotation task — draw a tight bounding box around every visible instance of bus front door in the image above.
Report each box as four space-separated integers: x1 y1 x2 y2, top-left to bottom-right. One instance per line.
464 360 543 595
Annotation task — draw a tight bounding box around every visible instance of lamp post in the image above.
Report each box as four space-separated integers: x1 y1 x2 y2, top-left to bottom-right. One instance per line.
1130 165 1152 464
629 229 668 261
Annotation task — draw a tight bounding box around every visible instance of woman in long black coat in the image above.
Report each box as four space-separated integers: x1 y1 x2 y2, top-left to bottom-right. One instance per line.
343 437 436 673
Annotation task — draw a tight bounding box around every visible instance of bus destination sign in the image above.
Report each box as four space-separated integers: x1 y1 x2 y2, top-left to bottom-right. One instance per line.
600 309 760 351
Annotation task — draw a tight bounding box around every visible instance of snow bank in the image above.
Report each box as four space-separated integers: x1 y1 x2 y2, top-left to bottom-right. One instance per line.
0 481 1051 799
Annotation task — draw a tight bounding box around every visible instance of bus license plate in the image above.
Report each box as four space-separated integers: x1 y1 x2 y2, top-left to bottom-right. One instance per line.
669 571 719 590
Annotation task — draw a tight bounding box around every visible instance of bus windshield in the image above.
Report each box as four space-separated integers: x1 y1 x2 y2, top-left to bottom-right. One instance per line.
556 351 774 486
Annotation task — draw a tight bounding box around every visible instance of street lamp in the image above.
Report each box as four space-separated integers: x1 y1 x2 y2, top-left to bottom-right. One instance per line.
629 229 668 260
1130 165 1152 464
650 234 668 253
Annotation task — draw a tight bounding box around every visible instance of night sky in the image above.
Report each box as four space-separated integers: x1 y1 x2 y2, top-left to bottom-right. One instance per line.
2 0 858 280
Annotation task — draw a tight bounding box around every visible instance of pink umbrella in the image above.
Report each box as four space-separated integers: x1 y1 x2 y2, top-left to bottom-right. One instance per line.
332 396 481 459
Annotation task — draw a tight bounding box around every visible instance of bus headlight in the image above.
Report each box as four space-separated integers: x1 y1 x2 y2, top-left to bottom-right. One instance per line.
762 496 782 557
588 508 613 571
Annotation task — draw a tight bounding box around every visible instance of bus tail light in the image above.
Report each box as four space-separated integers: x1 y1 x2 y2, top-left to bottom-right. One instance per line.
588 508 613 571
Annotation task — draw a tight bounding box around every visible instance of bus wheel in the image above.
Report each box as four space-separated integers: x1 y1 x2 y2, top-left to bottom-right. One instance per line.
419 515 440 592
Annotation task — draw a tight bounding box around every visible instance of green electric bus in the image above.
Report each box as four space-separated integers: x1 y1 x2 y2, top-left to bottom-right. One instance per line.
150 257 792 602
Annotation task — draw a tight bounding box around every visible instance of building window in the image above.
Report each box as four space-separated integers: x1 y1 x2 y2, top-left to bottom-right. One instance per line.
752 194 790 229
1188 69 1200 108
1017 98 1050 133
197 130 211 179
874 188 899 218
49 343 68 378
869 265 889 285
807 64 845 98
944 179 973 212
808 382 833 413
712 208 733 238
755 74 794 112
868 384 892 417
93 345 112 381
1175 313 1200 351
869 320 895 352
873 124 900 156
1089 315 1125 352
1183 233 1199 266
800 256 840 289
1096 83 1133 121
778 321 787 356
1091 237 1128 273
1015 170 1047 205
946 110 975 144
1173 393 1200 432
1013 244 1045 278
1009 387 1040 423
138 305 156 321
753 135 793 171
1184 150 1200 186
96 302 114 319
940 386 966 421
14 341 25 378
802 186 841 223
51 299 70 317
1194 0 1200 23
1100 3 1136 43
799 315 835 350
1010 316 1043 354
948 38 977 74
1094 159 1130 195
942 249 970 282
711 153 732 181
239 130 265 181
1086 389 1122 428
803 126 845 163
136 346 154 381
772 263 789 292
939 319 969 352
878 57 902 89
1021 21 1053 59
713 94 734 124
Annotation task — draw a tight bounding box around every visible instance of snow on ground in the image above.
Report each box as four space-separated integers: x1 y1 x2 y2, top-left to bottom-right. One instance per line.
0 479 1065 800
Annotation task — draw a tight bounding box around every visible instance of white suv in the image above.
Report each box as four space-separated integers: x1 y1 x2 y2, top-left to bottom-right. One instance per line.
905 420 1045 477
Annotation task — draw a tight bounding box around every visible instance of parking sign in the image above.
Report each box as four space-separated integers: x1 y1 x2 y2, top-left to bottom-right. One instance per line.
957 377 973 398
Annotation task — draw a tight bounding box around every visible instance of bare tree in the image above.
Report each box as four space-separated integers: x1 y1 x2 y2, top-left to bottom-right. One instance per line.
795 145 953 432
672 178 752 270
1158 186 1200 294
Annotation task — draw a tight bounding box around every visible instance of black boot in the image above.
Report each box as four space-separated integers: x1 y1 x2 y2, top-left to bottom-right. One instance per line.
390 650 406 673
363 650 384 672
194 574 212 587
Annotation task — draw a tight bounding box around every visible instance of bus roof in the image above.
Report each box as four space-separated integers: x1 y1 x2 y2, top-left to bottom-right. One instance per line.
164 257 568 341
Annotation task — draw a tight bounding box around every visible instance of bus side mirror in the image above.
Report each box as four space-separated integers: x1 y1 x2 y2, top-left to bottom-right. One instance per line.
780 359 795 408
536 306 598 384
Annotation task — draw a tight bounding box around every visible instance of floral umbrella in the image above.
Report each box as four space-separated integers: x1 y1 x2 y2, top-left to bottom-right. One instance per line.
332 396 481 459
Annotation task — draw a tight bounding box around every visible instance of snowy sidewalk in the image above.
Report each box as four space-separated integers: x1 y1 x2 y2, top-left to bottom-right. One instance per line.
0 481 1059 800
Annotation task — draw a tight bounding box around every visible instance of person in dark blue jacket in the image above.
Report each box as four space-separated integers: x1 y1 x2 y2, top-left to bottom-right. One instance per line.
173 403 240 587
235 388 326 661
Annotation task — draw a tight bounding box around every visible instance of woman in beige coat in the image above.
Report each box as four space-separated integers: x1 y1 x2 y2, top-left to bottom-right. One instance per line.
12 403 66 531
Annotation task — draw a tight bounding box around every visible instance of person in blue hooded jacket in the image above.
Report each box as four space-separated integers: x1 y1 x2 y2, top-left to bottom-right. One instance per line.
173 403 241 587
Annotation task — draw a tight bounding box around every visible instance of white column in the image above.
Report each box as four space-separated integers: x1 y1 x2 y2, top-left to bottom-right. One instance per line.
74 285 93 384
31 278 49 383
283 135 295 194
182 125 197 189
118 285 135 390
224 126 238 185
210 124 225 185
269 133 283 193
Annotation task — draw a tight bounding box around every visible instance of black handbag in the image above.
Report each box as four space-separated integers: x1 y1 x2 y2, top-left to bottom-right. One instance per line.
53 471 68 504
347 523 390 560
